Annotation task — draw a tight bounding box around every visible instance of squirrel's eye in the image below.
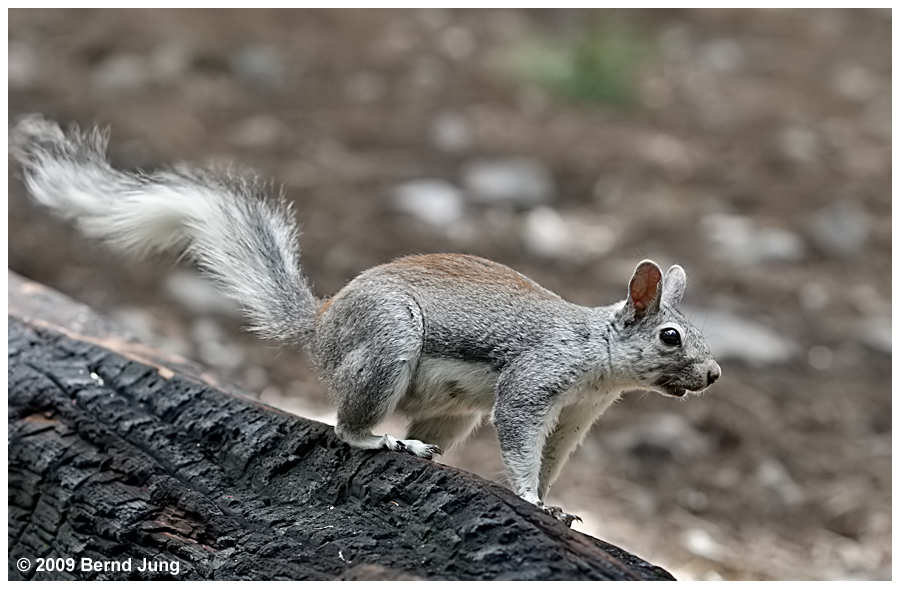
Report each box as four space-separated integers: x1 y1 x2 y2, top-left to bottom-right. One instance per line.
660 328 681 346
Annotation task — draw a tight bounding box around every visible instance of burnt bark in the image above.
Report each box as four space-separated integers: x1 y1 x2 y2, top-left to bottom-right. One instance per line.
7 272 674 581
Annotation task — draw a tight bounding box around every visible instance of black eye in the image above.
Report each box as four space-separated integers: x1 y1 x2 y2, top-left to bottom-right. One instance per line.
660 328 681 346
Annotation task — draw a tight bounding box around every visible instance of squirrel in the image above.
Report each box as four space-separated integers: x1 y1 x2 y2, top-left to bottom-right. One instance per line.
10 115 721 526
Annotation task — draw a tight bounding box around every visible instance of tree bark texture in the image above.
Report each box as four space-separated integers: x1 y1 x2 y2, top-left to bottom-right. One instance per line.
8 271 675 581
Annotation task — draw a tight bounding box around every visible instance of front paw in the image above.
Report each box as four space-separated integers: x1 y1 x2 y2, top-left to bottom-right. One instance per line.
400 439 442 460
542 504 582 527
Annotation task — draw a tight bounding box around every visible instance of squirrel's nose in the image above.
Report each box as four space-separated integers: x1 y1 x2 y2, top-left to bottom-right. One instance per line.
706 362 721 386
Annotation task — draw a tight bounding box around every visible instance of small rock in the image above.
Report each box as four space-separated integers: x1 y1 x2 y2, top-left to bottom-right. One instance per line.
680 528 724 561
462 157 556 207
410 55 447 89
591 175 626 208
440 26 476 60
344 71 387 103
658 23 693 64
701 214 805 266
857 316 891 355
682 306 799 366
808 201 870 258
516 85 551 117
164 271 243 318
841 143 888 178
622 485 659 518
699 38 745 72
756 457 804 506
607 413 712 463
643 134 693 180
109 305 192 358
420 8 452 30
428 111 472 153
92 54 153 94
807 345 834 370
523 207 568 258
228 45 288 90
9 41 39 89
259 385 284 407
382 20 417 56
150 43 192 80
677 489 709 513
798 282 830 312
849 283 889 317
779 125 820 165
92 44 192 93
522 207 616 261
242 365 270 391
639 74 674 110
230 115 283 148
393 179 465 227
862 95 891 141
108 305 158 342
831 62 879 102
691 88 734 132
191 318 245 369
811 9 848 40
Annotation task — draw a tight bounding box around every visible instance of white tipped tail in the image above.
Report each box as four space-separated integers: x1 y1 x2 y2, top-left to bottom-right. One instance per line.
10 114 318 346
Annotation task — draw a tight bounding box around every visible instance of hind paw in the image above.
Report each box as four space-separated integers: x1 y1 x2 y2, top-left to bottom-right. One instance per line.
381 434 442 459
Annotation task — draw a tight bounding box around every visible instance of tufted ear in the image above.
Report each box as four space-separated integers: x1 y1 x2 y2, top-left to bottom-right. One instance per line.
662 265 687 307
625 260 663 320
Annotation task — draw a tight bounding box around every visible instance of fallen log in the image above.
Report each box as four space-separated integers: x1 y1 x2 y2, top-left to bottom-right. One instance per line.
7 271 674 581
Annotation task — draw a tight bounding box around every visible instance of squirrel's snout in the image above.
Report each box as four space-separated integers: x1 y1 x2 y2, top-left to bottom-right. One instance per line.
706 362 722 387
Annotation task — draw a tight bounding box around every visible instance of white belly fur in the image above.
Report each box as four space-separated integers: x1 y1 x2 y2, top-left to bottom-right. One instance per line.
397 357 498 417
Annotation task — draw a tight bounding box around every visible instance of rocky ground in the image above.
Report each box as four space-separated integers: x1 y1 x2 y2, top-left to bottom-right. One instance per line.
8 9 891 580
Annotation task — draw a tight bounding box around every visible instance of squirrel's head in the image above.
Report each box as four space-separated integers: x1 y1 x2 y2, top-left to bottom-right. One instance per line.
613 260 721 398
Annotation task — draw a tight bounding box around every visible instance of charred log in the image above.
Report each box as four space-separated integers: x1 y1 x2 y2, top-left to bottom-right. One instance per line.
8 272 674 581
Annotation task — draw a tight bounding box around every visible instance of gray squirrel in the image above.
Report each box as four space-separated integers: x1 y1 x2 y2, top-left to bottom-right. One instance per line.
10 115 721 526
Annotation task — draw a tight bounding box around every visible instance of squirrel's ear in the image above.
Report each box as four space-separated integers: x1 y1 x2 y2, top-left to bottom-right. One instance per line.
626 260 663 319
662 265 687 307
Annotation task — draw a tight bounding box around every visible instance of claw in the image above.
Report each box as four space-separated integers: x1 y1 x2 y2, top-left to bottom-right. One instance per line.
415 444 442 460
381 435 441 459
542 504 582 527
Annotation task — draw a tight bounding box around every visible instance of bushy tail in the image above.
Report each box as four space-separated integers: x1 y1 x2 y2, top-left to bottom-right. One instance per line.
10 114 318 346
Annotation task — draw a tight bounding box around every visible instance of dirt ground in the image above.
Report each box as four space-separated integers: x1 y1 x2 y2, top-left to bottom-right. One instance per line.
8 9 891 581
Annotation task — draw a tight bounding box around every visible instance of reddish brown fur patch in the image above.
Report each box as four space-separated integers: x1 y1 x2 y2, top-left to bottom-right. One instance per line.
317 296 335 318
388 254 559 299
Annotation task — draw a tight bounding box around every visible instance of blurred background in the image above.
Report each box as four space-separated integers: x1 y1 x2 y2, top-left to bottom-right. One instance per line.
8 9 891 580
